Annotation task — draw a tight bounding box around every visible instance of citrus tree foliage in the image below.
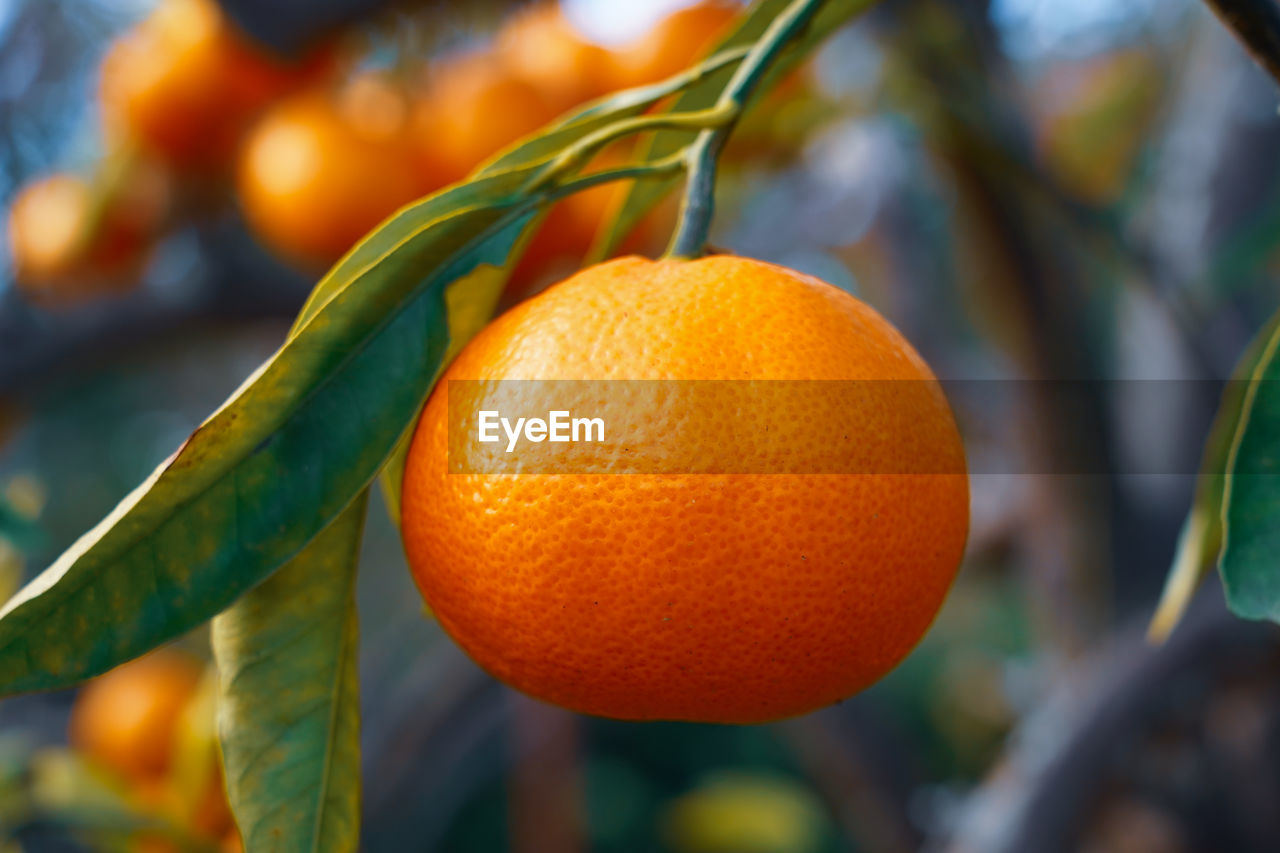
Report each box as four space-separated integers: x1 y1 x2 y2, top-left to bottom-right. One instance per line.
0 1 877 849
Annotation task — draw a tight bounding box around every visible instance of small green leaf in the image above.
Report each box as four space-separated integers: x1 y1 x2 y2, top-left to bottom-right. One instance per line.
1220 316 1280 622
212 491 368 853
1149 312 1280 639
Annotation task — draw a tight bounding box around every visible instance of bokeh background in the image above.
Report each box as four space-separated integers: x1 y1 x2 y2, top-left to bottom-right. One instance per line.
2 0 1280 851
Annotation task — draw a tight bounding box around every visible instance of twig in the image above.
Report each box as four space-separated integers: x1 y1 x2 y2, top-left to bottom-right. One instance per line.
522 108 735 194
667 0 830 258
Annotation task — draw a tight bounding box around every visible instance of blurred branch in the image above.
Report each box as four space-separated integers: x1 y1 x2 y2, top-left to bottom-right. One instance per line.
890 0 1117 653
1201 0 1280 86
938 585 1279 853
507 695 585 853
362 644 505 851
780 710 922 853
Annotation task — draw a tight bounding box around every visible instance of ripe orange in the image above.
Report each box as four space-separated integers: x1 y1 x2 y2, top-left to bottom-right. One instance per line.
68 648 203 782
495 4 616 113
413 54 556 187
401 255 969 723
611 1 740 90
237 75 426 266
7 169 167 305
100 0 333 171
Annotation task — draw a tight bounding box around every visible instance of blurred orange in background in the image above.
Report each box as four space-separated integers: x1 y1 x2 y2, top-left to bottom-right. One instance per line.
495 4 617 113
610 0 740 89
100 0 335 172
413 53 557 187
237 73 426 267
10 0 764 308
69 648 203 783
7 166 170 305
68 647 237 851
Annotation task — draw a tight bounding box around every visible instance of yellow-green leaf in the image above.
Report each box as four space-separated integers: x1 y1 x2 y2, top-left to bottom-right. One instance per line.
1149 311 1280 639
1220 315 1280 621
212 491 367 853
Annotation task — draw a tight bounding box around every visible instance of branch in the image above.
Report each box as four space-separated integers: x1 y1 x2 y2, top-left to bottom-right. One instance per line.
942 586 1273 853
1202 0 1280 86
667 0 831 258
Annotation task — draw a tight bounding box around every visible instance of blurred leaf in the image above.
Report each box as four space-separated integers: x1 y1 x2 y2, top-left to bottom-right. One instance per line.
1150 313 1280 639
663 773 826 853
212 491 368 853
1037 51 1162 204
0 539 21 606
0 491 44 556
169 667 222 833
593 0 879 260
0 735 35 831
28 748 210 851
1210 200 1280 290
1220 316 1280 621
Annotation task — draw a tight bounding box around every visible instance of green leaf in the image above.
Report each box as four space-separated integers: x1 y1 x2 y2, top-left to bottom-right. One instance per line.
591 0 878 261
212 491 368 853
1149 312 1280 638
377 254 517 525
0 181 538 696
1220 316 1280 621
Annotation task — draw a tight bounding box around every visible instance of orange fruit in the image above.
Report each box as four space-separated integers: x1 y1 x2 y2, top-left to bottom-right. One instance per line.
7 168 167 305
68 648 203 783
611 1 740 90
414 54 556 187
237 74 426 267
100 0 334 171
401 255 969 722
495 4 616 113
